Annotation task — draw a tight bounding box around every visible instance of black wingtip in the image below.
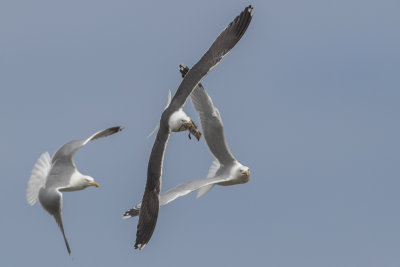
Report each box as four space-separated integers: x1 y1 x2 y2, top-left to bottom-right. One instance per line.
114 126 125 132
105 126 124 136
179 63 189 78
134 190 160 250
122 208 140 218
235 5 254 40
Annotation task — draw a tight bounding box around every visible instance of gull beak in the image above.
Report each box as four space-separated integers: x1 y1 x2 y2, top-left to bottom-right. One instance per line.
187 120 201 141
243 170 250 176
91 182 100 187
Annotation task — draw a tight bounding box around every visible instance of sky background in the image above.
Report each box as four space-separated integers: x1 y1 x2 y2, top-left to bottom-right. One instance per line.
1 0 400 266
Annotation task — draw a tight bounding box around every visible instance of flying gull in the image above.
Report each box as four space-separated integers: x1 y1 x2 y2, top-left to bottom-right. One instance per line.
133 5 253 250
26 126 123 257
123 64 250 219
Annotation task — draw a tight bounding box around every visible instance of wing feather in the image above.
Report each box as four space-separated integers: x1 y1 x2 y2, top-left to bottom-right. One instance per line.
54 210 72 258
52 126 123 164
180 64 236 165
135 124 170 249
123 175 229 218
168 5 253 111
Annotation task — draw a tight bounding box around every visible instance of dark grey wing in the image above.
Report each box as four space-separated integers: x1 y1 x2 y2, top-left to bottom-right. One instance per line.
134 5 253 249
135 123 170 249
46 126 123 189
180 64 236 165
168 5 253 111
123 176 229 218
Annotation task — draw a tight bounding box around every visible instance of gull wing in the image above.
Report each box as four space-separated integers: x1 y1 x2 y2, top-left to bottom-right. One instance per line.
54 208 73 258
168 5 253 111
135 123 169 249
52 126 123 165
180 64 236 166
123 175 229 218
40 188 73 258
45 126 123 189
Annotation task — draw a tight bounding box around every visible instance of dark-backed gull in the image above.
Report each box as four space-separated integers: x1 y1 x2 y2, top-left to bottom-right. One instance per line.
132 5 253 250
123 64 250 219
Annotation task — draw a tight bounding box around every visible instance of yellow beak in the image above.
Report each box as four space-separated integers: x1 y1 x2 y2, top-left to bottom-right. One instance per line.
243 170 250 176
91 182 100 187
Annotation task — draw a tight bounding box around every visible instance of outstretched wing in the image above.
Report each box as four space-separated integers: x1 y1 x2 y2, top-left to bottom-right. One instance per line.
168 5 253 111
123 175 229 219
180 64 236 166
45 126 123 189
135 5 253 250
52 126 124 165
53 203 73 258
135 123 170 249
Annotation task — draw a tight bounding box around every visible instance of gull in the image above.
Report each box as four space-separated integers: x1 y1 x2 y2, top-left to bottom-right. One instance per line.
132 5 253 250
26 126 123 257
123 64 250 220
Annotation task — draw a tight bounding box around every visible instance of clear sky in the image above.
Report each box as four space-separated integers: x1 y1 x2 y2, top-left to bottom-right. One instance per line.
1 0 399 266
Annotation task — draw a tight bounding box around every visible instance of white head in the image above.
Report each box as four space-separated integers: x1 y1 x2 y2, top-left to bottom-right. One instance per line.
168 109 193 132
237 164 250 184
81 175 99 188
62 172 99 192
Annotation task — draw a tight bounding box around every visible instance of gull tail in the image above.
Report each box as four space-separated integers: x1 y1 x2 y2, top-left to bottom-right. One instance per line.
26 152 51 205
147 90 172 138
196 159 220 198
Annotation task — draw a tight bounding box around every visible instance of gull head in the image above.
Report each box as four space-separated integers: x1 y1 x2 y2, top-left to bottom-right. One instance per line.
237 165 250 183
168 109 201 140
82 175 99 188
61 173 99 192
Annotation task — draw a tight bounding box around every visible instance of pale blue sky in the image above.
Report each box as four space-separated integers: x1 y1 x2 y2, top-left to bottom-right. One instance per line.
1 0 400 266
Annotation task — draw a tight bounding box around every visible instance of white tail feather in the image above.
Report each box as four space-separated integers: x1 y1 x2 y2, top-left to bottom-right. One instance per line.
26 152 51 205
147 90 172 138
196 159 220 198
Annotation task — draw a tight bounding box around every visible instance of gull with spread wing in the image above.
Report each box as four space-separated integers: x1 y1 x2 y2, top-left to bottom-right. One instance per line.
26 126 123 257
132 6 253 250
